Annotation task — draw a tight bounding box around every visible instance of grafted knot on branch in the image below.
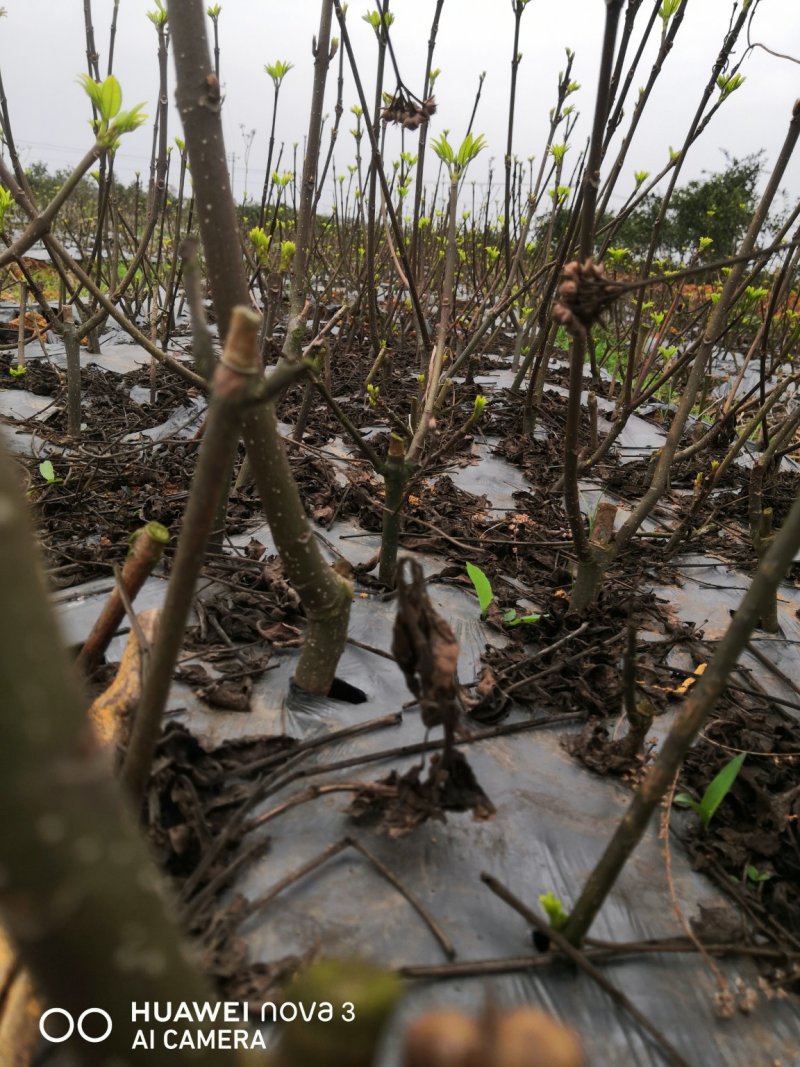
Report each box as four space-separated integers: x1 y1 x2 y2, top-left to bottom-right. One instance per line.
552 258 622 337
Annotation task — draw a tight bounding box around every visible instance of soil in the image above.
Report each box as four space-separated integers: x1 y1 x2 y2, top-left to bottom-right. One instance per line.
4 323 800 1018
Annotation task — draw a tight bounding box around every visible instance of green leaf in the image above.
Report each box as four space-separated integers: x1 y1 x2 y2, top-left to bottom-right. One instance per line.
698 752 745 827
0 185 13 230
673 792 700 813
100 75 122 120
745 865 772 884
431 133 455 169
77 73 103 113
466 562 493 618
502 609 518 624
456 132 486 170
38 460 61 484
279 240 296 273
8 363 26 378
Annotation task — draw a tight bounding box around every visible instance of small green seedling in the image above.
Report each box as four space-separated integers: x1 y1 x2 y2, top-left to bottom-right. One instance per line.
466 562 493 617
466 563 541 627
674 752 745 828
38 460 62 485
8 364 26 378
538 891 568 931
745 865 772 884
502 608 542 628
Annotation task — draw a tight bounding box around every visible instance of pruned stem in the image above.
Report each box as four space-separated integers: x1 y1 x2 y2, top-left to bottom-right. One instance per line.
77 522 169 675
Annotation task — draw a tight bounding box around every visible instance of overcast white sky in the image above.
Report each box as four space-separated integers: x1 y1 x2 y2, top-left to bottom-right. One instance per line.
0 1 798 215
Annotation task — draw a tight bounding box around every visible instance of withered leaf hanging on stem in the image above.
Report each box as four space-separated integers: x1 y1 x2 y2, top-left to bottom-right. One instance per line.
392 557 461 755
348 558 495 836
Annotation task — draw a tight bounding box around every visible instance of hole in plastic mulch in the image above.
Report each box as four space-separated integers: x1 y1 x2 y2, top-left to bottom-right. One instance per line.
327 677 368 704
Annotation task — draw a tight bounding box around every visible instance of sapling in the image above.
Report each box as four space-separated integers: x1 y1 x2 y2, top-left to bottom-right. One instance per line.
258 59 294 229
559 90 800 610
165 0 353 690
375 130 486 586
503 0 536 275
363 2 392 371
410 1 445 283
280 0 335 366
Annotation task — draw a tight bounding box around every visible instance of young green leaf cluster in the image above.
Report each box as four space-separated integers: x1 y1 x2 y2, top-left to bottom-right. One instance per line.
78 73 147 151
431 132 487 178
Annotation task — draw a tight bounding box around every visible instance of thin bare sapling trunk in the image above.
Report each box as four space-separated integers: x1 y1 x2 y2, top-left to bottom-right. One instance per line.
377 151 468 587
503 0 532 276
410 0 445 281
165 0 352 689
561 0 625 611
282 0 335 364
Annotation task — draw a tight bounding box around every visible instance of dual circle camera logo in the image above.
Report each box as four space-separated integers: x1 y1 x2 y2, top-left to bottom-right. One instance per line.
39 1008 113 1044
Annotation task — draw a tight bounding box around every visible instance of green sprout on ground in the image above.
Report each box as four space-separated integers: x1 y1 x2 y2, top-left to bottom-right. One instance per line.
8 364 26 378
466 561 493 617
38 460 62 485
465 563 540 627
674 752 745 829
745 865 772 885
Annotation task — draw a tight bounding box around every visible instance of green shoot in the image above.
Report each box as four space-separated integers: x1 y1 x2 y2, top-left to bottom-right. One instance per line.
38 460 62 485
78 73 147 150
0 185 14 230
265 60 294 88
502 608 541 628
717 72 746 101
539 891 568 930
432 132 487 178
745 865 772 884
674 752 745 828
466 562 494 618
